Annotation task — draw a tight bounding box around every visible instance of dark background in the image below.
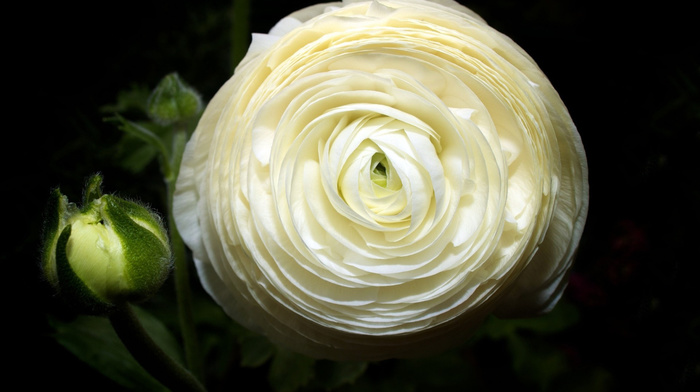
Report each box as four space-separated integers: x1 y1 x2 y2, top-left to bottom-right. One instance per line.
9 0 698 390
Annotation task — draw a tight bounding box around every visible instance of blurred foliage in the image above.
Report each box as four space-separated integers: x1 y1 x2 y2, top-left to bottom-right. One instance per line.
49 294 595 392
17 0 700 391
49 306 180 392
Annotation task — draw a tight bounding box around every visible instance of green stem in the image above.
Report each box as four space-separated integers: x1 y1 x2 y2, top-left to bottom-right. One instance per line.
168 187 204 381
109 304 207 392
166 127 204 381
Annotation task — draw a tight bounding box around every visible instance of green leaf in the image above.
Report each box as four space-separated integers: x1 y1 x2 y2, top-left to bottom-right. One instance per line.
107 114 174 179
108 114 170 162
336 352 480 392
50 306 183 391
116 141 159 174
239 333 275 368
394 351 478 390
268 349 315 392
478 299 580 340
509 299 580 334
507 334 569 391
314 360 368 390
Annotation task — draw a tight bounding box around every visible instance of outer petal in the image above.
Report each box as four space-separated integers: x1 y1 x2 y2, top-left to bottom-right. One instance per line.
494 105 589 316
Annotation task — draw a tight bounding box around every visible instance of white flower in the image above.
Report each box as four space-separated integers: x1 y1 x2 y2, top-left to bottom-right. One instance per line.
174 0 588 360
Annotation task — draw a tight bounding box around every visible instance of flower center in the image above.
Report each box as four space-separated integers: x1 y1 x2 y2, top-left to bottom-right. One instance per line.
371 159 386 185
370 153 388 188
369 152 402 193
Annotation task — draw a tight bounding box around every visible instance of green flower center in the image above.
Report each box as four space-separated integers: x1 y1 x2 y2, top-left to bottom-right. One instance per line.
370 153 400 191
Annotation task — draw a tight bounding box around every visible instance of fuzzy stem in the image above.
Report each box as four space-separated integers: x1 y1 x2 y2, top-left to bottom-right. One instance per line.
166 127 204 381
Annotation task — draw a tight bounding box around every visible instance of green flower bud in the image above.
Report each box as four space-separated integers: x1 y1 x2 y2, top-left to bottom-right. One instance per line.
147 72 202 126
42 174 172 314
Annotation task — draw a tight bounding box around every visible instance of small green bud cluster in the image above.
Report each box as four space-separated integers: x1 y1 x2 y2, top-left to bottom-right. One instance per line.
42 174 172 314
147 72 202 126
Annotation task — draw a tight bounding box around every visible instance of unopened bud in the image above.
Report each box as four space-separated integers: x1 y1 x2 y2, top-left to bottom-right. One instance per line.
42 174 172 314
147 72 202 125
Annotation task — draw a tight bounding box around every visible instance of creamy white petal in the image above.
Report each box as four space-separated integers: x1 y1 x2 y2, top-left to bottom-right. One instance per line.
173 0 588 360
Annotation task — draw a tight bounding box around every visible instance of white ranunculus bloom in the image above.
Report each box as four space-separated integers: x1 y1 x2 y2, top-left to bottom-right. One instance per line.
174 0 588 360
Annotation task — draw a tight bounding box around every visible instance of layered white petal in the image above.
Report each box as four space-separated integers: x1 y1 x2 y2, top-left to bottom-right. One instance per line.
173 0 588 360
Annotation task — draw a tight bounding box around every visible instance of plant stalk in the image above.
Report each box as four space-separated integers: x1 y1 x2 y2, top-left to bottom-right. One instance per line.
166 128 204 381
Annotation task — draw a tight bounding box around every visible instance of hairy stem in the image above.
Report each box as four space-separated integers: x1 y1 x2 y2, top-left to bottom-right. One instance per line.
166 128 204 381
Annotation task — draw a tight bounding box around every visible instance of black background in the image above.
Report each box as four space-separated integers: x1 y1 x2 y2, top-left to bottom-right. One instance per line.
9 0 698 390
